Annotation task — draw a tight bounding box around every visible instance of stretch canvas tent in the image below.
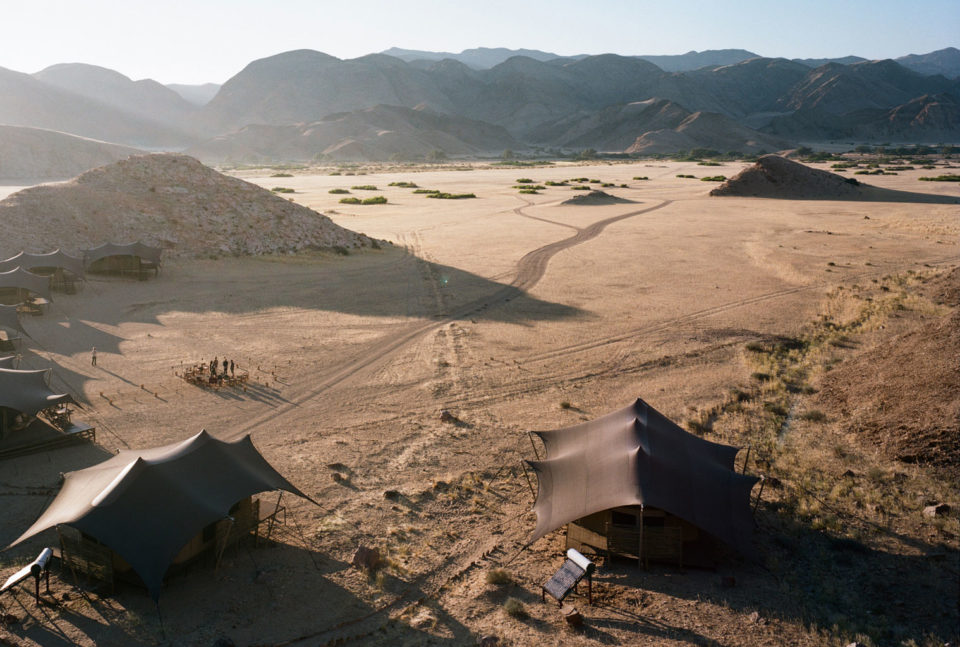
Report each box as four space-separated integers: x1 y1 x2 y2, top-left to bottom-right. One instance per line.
7 430 315 600
0 368 74 416
0 250 85 278
0 356 16 369
0 304 26 336
82 242 162 270
526 398 759 555
0 267 51 301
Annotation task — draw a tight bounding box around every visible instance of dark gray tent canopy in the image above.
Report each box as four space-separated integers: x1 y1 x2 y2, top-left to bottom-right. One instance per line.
0 304 25 336
82 242 162 270
0 368 74 416
526 398 759 555
0 267 51 301
0 356 16 369
7 430 316 601
0 250 85 278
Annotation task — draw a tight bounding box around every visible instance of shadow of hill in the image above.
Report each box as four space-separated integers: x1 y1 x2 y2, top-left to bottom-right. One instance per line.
608 510 959 644
857 185 960 204
43 246 585 329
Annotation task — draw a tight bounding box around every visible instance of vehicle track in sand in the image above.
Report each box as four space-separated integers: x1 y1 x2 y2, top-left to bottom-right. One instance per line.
222 199 674 440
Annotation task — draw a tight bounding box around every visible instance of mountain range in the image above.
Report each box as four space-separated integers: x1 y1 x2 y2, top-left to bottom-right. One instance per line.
0 46 957 170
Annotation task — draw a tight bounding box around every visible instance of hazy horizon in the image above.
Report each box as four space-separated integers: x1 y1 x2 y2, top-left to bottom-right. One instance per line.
1 0 958 85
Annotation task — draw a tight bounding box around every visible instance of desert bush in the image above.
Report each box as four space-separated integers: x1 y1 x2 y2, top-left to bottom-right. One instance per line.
569 177 589 182
426 192 476 199
362 196 387 204
571 185 591 190
589 178 601 183
271 172 293 177
503 597 528 619
339 197 361 204
518 189 539 194
486 568 512 585
700 176 726 182
601 182 615 187
885 166 914 171
560 401 571 409
800 410 827 422
333 245 350 256
633 176 649 180
271 187 295 193
513 184 545 190
515 178 534 183
919 174 960 181
698 161 721 166
329 188 350 194
676 174 696 179
412 189 439 194
351 185 378 190
544 180 568 186
388 181 418 188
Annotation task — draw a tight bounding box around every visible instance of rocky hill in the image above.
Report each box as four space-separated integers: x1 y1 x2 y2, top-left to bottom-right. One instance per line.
0 154 375 258
896 47 960 79
188 104 518 163
0 125 140 181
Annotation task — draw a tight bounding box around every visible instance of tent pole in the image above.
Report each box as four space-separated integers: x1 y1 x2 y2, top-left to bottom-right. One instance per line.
639 504 644 570
519 462 536 501
752 475 766 517
742 445 752 474
215 517 235 574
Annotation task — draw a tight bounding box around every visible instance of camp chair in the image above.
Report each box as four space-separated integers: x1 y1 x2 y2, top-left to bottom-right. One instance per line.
541 548 594 606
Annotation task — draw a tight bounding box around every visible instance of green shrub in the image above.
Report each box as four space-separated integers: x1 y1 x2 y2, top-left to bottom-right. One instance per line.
388 181 418 188
601 182 615 187
518 189 539 194
271 187 295 193
412 188 439 194
571 185 591 190
426 192 476 199
919 174 960 181
633 176 649 180
515 178 534 183
700 175 726 182
513 184 545 190
503 597 527 619
544 180 568 186
329 171 342 176
589 178 601 183
351 185 378 190
486 568 512 585
569 177 589 182
339 197 361 204
362 196 387 204
698 161 721 166
676 174 696 179
271 172 293 177
329 188 350 194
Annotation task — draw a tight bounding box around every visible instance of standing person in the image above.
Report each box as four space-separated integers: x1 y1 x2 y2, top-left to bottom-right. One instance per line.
222 358 228 375
211 357 218 377
91 346 97 366
230 360 235 376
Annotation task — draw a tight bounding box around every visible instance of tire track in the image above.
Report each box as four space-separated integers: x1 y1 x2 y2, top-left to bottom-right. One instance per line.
224 200 672 439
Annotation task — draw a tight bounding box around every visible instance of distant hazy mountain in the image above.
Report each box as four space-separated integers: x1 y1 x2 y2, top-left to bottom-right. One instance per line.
780 59 960 114
793 56 867 67
188 104 518 163
763 93 960 143
197 50 456 133
529 97 787 153
0 124 140 180
167 82 222 106
896 47 960 79
34 63 197 129
382 46 575 68
0 66 195 148
637 49 759 72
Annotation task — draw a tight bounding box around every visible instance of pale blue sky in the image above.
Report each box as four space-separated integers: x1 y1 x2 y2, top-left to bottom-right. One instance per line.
1 0 957 84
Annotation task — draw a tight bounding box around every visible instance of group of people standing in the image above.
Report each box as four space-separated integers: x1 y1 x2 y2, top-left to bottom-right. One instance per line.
209 356 235 378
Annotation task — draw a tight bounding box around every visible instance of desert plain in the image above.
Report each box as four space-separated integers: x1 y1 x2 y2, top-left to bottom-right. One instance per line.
0 159 958 646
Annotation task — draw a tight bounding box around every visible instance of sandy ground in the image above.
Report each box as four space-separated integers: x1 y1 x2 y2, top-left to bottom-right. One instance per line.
0 161 957 646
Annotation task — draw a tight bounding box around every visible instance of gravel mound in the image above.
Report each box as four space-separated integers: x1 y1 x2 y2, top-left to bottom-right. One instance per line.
709 155 865 199
561 190 634 205
0 153 377 258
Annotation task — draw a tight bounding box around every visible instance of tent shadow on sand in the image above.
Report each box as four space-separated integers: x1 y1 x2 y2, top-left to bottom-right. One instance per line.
594 511 959 642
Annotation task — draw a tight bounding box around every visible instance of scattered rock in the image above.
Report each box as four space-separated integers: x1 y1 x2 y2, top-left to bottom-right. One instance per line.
411 609 436 629
561 604 583 627
440 410 459 424
383 489 401 501
332 472 346 483
1 614 17 627
924 503 951 517
747 611 760 623
351 545 381 571
478 636 499 647
842 469 859 478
